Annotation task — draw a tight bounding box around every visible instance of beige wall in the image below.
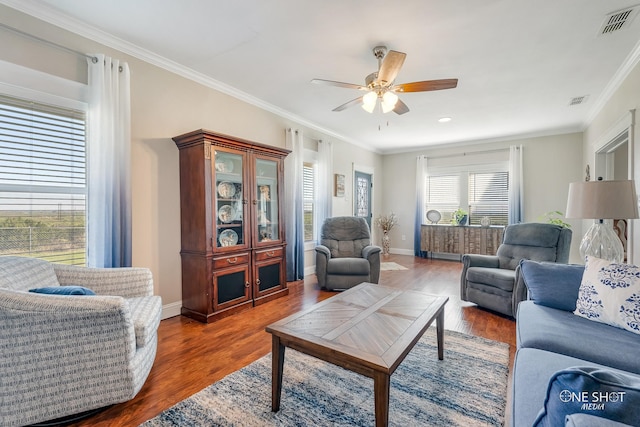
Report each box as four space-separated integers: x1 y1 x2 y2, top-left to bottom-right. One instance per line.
381 133 584 263
583 59 640 264
0 6 382 312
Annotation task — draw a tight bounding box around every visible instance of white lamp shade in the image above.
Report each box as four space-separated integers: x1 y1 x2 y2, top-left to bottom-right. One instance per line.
381 91 398 113
565 180 639 220
362 91 377 113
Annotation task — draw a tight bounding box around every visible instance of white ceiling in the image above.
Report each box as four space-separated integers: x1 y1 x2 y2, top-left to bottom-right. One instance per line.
7 0 640 153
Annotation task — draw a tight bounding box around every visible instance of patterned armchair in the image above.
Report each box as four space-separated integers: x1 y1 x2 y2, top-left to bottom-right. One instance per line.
315 216 381 290
0 256 161 427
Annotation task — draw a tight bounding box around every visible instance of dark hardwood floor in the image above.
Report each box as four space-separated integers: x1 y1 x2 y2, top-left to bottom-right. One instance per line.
67 254 516 426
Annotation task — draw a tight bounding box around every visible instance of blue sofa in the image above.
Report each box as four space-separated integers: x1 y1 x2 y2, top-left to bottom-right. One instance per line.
510 260 640 427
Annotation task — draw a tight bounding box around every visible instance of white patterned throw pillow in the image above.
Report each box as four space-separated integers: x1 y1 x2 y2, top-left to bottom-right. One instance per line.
574 256 640 334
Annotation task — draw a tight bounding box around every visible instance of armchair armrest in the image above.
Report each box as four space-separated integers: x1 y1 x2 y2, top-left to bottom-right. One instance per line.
460 254 501 301
315 245 331 289
52 264 153 298
362 245 381 260
315 245 331 259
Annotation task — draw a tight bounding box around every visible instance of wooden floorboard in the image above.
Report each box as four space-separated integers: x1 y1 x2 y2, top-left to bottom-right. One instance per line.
65 254 516 427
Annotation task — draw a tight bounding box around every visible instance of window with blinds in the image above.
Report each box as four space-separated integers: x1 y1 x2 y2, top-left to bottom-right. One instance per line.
468 171 509 226
0 94 87 265
426 174 460 222
302 162 314 241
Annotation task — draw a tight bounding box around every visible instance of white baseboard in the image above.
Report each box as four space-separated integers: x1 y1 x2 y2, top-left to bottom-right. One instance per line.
304 265 316 276
389 248 414 256
161 300 182 320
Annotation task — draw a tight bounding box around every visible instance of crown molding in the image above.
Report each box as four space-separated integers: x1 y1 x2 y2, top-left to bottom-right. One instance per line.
584 36 640 128
0 0 377 153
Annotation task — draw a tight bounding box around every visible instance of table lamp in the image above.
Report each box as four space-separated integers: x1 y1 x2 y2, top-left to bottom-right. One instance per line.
565 179 639 263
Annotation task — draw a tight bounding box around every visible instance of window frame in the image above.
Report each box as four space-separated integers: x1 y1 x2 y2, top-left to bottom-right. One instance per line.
303 148 318 251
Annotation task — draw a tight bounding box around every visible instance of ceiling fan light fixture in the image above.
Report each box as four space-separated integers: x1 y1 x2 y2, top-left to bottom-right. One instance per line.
381 91 399 113
362 91 377 113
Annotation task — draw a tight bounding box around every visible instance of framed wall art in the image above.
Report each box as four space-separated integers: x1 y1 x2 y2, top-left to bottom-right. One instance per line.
334 173 345 197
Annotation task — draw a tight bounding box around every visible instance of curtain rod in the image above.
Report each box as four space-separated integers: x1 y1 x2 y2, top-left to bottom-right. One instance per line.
0 22 98 63
420 146 513 160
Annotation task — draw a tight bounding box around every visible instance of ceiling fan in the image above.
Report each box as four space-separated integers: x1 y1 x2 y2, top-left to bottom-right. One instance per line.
311 46 458 115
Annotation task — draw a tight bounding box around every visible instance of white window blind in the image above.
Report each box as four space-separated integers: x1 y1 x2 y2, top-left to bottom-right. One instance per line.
302 162 314 241
468 171 509 226
426 174 460 222
0 94 86 265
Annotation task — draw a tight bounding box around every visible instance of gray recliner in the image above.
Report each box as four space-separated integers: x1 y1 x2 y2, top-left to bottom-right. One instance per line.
460 222 572 317
315 216 381 291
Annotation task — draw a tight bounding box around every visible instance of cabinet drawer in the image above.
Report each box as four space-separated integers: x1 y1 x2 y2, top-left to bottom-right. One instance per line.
213 253 249 269
254 247 283 261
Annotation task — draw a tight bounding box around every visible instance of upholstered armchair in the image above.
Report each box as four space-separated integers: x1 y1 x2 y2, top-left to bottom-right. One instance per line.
460 223 572 317
0 256 162 427
315 216 381 291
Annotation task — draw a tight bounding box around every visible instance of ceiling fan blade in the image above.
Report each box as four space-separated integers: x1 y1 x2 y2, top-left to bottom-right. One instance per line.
393 98 410 115
332 96 363 112
311 79 367 91
393 79 458 93
377 50 406 86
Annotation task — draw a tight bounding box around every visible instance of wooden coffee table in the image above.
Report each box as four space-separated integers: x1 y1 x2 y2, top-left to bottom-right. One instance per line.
266 282 448 427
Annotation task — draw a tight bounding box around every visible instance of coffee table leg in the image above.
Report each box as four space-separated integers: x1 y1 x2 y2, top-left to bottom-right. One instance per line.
272 335 285 412
374 371 390 427
437 306 444 360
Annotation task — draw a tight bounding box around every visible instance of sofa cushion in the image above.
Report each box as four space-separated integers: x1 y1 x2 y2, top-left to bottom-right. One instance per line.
520 260 584 311
517 301 640 375
466 266 516 291
532 366 640 427
327 257 370 275
511 348 639 427
126 296 162 348
0 256 59 291
574 256 640 335
29 286 95 295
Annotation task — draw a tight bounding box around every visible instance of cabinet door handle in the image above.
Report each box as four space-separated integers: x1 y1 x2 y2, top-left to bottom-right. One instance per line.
252 199 258 205
266 251 275 257
226 257 238 264
256 279 261 286
245 281 250 288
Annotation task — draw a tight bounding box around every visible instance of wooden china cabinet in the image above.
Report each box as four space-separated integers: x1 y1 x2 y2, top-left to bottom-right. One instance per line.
173 129 290 323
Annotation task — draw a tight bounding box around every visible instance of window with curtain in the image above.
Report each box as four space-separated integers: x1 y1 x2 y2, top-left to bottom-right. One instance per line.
0 94 87 265
302 162 315 241
425 167 509 226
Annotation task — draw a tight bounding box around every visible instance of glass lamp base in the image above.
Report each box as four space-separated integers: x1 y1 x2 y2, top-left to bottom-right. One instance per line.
579 222 624 263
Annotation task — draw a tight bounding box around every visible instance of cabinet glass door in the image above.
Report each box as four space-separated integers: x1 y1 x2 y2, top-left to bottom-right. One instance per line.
213 149 246 250
255 158 279 244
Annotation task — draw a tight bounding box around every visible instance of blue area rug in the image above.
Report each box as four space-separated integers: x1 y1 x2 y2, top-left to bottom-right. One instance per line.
141 328 509 426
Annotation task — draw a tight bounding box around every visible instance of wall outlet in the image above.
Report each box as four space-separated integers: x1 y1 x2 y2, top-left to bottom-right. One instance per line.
401 234 406 241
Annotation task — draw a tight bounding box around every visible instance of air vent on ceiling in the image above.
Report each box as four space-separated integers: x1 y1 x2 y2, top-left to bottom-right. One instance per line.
598 6 639 35
569 95 589 106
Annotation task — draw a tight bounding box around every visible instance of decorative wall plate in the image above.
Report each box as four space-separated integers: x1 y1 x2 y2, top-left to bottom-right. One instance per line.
217 181 236 199
219 229 238 246
215 158 234 173
426 209 441 224
218 205 237 223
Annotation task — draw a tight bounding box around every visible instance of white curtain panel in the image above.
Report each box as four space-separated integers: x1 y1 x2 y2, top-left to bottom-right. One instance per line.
508 145 523 224
414 156 428 256
86 54 132 267
316 139 333 227
284 128 304 281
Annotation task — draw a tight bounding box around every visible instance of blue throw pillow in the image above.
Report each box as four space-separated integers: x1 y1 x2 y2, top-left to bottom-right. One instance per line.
532 367 640 427
29 286 96 295
520 260 585 311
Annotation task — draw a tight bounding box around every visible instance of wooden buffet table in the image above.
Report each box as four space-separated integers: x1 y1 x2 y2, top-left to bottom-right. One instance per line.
420 224 504 257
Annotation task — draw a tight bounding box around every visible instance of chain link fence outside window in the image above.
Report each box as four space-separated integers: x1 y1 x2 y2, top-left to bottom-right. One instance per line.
0 227 86 265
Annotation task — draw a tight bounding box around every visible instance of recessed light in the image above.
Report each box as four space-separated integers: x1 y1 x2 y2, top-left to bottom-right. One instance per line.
438 117 452 123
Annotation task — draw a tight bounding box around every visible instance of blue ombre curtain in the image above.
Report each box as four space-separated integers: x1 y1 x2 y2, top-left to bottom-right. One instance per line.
414 156 428 256
315 139 333 230
86 54 132 267
284 128 304 281
508 145 523 224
